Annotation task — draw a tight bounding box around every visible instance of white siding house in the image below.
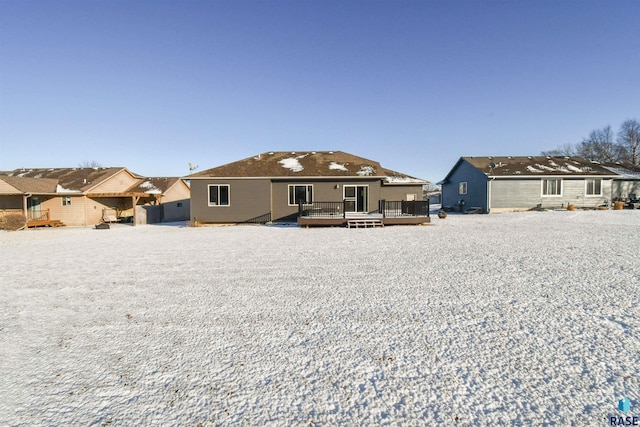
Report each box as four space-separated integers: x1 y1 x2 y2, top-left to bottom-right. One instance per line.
440 156 619 213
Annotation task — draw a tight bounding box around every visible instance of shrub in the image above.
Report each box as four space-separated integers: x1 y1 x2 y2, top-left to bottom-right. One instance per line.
1 213 27 231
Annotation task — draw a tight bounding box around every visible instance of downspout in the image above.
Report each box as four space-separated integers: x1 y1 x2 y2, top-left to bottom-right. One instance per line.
487 176 495 213
23 193 31 218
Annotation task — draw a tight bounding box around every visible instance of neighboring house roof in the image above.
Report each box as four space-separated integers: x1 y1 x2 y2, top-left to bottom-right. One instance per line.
189 151 427 184
601 162 640 179
0 176 59 193
442 156 618 183
1 167 129 193
127 177 186 195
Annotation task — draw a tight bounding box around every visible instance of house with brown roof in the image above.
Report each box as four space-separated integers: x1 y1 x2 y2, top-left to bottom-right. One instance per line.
188 151 430 225
0 168 190 227
440 156 619 213
601 162 640 206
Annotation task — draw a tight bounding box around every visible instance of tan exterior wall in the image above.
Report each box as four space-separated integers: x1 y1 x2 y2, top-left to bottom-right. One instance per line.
0 181 20 193
40 196 87 226
161 181 191 203
190 179 271 223
91 169 140 193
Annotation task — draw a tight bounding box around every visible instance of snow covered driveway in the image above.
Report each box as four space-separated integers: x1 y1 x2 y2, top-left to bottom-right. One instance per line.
1 210 639 425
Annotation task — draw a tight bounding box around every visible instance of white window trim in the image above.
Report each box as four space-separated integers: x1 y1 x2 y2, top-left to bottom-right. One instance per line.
288 184 314 206
585 178 603 197
458 182 467 195
207 184 230 207
62 196 72 206
541 178 563 197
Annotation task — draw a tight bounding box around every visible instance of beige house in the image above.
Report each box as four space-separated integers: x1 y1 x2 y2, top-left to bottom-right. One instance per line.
0 168 190 227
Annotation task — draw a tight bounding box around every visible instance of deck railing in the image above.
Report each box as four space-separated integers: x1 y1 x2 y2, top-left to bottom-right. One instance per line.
27 209 50 222
298 201 345 218
379 200 430 218
299 200 430 218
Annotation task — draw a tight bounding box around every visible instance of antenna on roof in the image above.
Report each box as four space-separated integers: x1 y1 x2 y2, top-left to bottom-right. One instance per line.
188 162 199 173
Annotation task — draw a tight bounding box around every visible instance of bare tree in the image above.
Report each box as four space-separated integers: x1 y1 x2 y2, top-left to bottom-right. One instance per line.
79 160 102 168
617 119 640 165
576 125 624 163
541 143 576 157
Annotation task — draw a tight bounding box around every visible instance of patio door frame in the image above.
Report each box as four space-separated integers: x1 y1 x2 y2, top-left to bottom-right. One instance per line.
343 185 369 213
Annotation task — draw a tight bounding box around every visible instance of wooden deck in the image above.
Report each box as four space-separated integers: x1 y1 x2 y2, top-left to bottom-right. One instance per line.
27 219 65 228
298 214 430 227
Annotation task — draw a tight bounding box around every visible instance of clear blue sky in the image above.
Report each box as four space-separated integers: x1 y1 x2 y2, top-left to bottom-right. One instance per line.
1 0 639 183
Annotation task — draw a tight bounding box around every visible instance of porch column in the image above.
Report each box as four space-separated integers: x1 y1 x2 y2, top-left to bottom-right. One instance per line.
22 194 28 218
132 195 141 226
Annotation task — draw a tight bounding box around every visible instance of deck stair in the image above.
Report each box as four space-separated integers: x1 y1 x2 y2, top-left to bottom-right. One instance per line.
27 219 65 228
346 219 384 228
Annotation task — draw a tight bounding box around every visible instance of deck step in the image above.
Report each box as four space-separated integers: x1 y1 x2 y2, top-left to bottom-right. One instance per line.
346 219 384 228
27 220 65 228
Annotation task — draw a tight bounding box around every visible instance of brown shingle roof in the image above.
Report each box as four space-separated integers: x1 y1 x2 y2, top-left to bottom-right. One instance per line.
463 156 617 176
0 176 59 193
2 167 128 192
127 177 183 194
190 151 427 183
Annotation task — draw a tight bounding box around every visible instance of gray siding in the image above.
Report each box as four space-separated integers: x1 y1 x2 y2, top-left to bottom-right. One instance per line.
271 179 382 220
491 178 614 210
380 184 423 202
442 160 488 211
190 179 271 223
612 179 640 200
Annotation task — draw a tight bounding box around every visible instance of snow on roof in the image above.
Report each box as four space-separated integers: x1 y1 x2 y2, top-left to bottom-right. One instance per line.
384 175 425 183
278 157 304 172
56 184 81 193
329 162 348 171
139 180 162 194
357 165 376 176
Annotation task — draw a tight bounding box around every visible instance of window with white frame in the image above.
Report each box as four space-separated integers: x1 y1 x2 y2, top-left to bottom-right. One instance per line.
585 178 602 196
458 182 467 195
208 184 230 206
542 178 562 196
62 196 72 206
288 184 313 205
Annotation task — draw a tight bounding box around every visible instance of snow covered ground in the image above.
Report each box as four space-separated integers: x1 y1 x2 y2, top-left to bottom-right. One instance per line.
1 210 639 426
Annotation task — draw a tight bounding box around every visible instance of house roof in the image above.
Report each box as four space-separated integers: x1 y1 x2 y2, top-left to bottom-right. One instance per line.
189 151 427 184
0 176 59 193
127 177 186 194
449 156 618 180
601 162 640 179
1 167 129 193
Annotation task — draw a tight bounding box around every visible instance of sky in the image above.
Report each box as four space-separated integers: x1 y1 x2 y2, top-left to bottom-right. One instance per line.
1 0 639 183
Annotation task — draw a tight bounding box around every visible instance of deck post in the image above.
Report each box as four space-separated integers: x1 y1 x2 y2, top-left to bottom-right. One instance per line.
343 200 346 218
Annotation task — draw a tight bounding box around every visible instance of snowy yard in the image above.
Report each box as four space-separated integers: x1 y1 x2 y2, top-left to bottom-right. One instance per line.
1 210 639 426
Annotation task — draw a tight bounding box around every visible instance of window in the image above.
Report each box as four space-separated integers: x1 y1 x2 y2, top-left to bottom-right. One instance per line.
542 179 562 196
585 179 602 196
288 184 313 205
62 196 72 206
177 202 183 208
208 184 230 206
458 182 467 195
